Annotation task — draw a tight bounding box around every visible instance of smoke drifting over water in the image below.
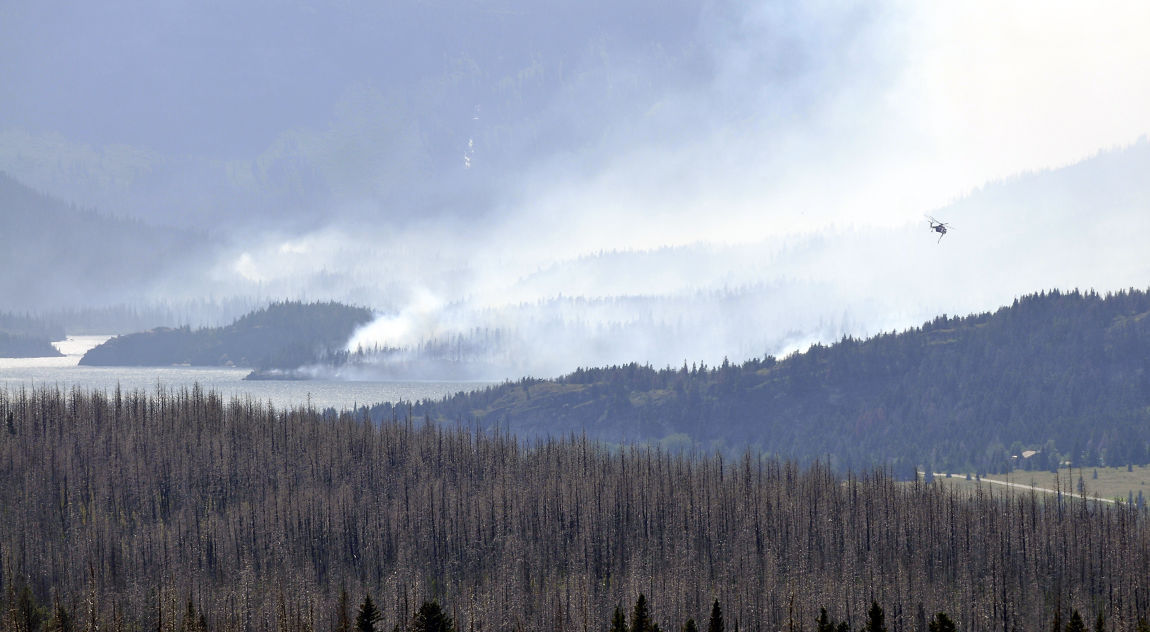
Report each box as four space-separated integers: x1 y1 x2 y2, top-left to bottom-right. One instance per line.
3 1 1149 378
315 138 1150 380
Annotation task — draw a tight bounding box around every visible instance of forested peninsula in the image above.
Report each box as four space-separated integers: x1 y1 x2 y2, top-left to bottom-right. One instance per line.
78 301 372 371
376 288 1150 475
2 385 1149 631
0 312 63 358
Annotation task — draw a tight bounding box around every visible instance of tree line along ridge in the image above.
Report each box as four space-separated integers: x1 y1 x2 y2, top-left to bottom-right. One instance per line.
375 288 1150 475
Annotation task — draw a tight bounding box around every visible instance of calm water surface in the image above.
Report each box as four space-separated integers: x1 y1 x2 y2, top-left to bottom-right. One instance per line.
0 335 492 411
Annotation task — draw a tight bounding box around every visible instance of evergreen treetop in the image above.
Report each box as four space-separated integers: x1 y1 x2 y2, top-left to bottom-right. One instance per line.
631 594 653 632
928 612 956 632
707 600 723 632
411 600 454 632
1066 610 1086 632
356 595 383 632
815 608 833 632
610 606 628 632
865 601 886 632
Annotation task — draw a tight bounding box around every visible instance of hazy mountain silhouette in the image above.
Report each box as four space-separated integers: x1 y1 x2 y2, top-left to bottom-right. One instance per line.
0 172 214 311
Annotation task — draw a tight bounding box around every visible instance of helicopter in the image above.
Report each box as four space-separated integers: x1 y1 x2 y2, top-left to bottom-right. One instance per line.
926 216 952 243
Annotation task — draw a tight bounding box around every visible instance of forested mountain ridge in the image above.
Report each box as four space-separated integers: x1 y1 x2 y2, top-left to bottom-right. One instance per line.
0 312 64 357
375 288 1150 474
79 301 373 370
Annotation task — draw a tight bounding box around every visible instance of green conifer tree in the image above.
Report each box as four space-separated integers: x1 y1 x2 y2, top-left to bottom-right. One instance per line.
707 600 723 632
356 595 383 632
47 603 75 632
631 594 653 632
1066 610 1086 632
610 606 628 632
411 600 454 632
865 602 886 632
928 613 955 632
683 618 699 632
15 584 44 632
815 608 833 632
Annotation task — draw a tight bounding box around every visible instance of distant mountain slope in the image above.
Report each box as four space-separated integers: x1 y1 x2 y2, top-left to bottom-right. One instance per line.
80 301 373 369
0 312 64 357
0 1 712 229
375 288 1150 474
0 172 212 311
0 332 61 358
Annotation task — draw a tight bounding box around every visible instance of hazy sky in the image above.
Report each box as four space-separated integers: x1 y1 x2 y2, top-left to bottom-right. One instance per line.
3 0 1150 375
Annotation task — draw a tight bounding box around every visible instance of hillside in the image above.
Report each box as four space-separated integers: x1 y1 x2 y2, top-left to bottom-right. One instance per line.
79 301 373 370
0 312 64 357
373 288 1150 474
2 386 1147 631
0 333 60 358
0 172 212 311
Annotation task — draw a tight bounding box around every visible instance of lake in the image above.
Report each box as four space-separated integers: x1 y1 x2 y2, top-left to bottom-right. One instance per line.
0 335 494 411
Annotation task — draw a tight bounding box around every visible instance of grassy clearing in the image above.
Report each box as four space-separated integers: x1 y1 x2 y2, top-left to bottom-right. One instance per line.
930 465 1150 505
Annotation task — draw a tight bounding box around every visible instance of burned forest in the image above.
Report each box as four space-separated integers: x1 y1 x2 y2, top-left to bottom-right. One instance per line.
2 386 1150 631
